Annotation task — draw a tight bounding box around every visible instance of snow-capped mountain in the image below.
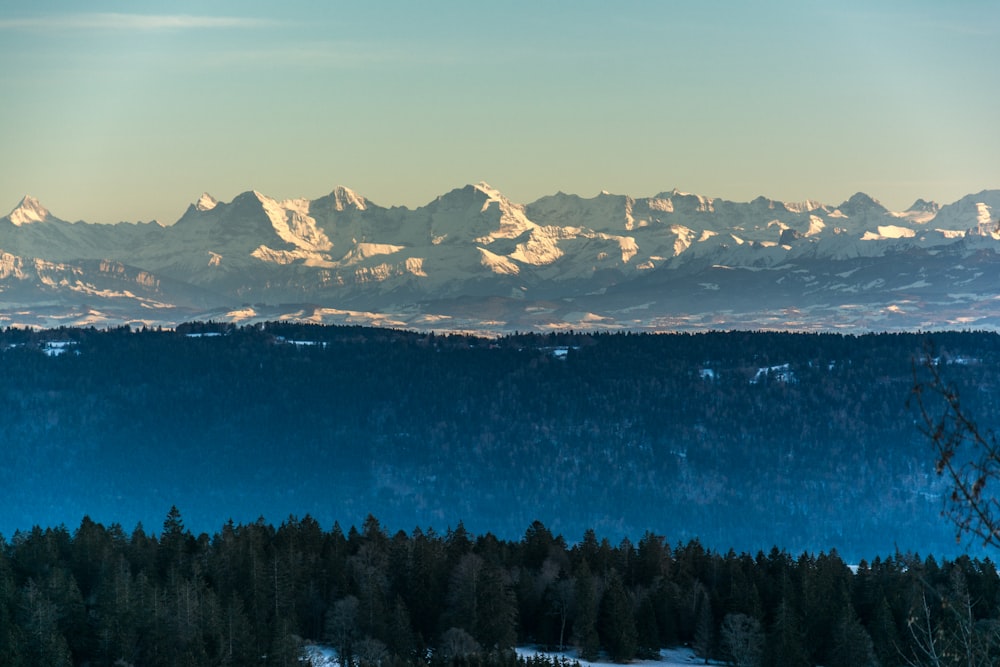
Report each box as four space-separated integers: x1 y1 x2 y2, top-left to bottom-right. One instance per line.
1 184 998 331
8 195 58 226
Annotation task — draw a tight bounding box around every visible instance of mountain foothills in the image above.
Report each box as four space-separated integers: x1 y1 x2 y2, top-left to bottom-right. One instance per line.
2 184 999 331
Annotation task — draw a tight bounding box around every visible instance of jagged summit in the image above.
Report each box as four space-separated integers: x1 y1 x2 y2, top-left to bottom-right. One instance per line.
783 199 824 214
327 185 368 211
748 196 825 214
837 192 887 216
432 183 504 208
655 189 715 213
473 181 499 195
195 193 218 212
907 198 940 214
7 195 54 225
231 190 271 207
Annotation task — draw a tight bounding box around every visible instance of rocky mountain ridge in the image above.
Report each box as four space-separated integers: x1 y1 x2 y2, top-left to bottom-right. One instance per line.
1 184 998 332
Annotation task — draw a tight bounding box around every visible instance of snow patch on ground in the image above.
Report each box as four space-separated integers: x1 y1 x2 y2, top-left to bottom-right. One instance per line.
515 646 721 667
751 363 795 384
42 340 76 356
302 644 719 667
303 644 338 666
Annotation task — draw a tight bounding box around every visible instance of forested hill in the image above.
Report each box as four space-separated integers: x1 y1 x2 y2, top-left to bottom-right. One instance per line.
2 324 999 559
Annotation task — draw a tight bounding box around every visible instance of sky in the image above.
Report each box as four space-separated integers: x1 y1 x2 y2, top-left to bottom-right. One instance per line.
1 1 999 224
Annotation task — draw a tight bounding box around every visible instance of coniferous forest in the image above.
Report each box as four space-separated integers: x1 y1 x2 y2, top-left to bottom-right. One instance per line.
3 324 1000 556
3 511 1000 667
3 324 1000 665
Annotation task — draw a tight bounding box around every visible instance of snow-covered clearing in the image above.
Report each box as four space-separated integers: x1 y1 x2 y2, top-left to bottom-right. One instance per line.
515 646 720 667
302 645 720 667
302 644 337 666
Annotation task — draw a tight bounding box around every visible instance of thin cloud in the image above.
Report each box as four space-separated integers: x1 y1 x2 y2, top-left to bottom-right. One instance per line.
204 41 454 70
0 13 279 32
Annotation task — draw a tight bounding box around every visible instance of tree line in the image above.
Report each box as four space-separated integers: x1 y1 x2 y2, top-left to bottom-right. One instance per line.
2 511 999 667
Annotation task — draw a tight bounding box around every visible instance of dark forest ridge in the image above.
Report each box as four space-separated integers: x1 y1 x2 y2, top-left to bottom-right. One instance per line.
4 324 999 560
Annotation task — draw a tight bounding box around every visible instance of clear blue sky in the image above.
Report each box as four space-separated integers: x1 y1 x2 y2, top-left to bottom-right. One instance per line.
2 1 998 224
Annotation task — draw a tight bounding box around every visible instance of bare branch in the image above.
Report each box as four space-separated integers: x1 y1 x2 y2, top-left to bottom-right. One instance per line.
910 353 1000 550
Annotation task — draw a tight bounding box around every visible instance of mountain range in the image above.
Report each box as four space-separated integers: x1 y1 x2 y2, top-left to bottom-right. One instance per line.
2 183 999 331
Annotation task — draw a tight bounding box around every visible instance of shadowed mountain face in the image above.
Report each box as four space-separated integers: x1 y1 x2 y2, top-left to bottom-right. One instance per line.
1 184 999 331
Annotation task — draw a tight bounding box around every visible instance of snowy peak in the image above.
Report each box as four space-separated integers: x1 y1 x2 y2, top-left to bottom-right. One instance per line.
434 182 512 208
780 199 825 214
524 191 633 233
172 190 274 236
472 181 505 200
426 184 492 219
422 182 537 245
195 193 218 212
310 186 376 218
7 195 55 225
226 190 280 214
653 189 716 213
747 195 821 214
328 186 368 211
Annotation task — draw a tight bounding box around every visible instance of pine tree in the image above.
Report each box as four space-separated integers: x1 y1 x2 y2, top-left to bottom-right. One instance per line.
385 596 417 660
763 596 808 667
94 554 140 665
217 592 255 666
404 527 448 647
599 570 637 662
634 593 660 657
868 595 899 667
572 561 600 661
0 542 23 666
158 505 193 580
349 542 388 641
651 579 680 647
828 608 877 667
446 553 517 651
800 552 851 665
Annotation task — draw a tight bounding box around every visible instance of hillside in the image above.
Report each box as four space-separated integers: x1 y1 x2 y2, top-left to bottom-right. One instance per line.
3 324 998 559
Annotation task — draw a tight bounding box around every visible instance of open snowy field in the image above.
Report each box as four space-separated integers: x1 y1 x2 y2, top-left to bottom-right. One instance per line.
301 645 720 667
